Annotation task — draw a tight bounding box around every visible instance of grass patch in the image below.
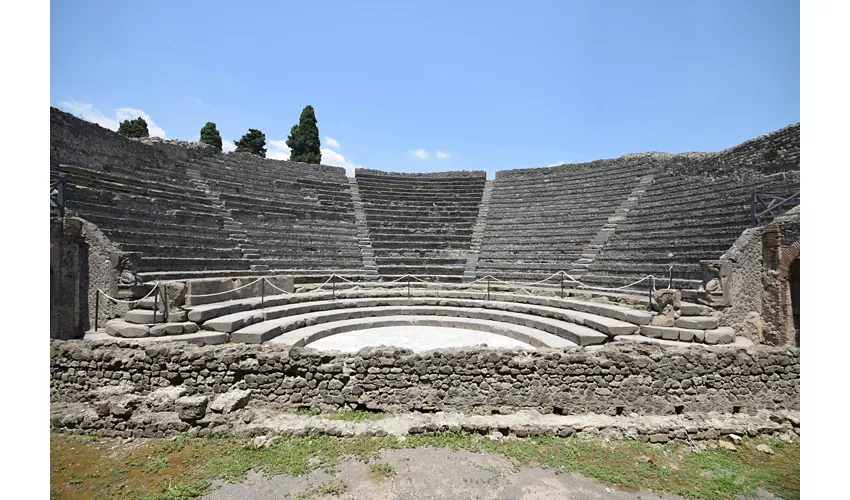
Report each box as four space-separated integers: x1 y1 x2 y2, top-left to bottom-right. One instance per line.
369 462 396 479
293 477 347 500
322 409 386 422
51 432 799 500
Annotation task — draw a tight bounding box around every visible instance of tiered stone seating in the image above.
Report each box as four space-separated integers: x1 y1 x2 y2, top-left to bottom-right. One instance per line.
476 157 657 281
579 174 800 289
186 154 364 282
50 109 246 277
355 170 487 282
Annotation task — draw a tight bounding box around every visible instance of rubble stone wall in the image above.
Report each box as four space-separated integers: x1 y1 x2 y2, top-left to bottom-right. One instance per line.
51 341 799 421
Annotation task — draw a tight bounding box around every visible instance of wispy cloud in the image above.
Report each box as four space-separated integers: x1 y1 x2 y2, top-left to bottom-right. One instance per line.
436 150 451 159
222 139 236 153
411 148 429 160
324 136 340 149
58 100 168 138
267 140 291 160
195 98 204 105
321 148 362 177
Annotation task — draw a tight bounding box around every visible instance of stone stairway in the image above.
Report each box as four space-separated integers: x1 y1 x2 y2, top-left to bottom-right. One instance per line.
463 180 494 281
185 166 264 270
348 178 379 279
566 174 655 280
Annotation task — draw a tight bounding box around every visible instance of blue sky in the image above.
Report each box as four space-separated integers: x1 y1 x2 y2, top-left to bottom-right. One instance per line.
50 1 800 178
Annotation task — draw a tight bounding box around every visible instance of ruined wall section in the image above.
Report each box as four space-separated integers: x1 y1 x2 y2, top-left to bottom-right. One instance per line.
718 207 800 345
356 168 486 179
50 107 217 173
51 341 799 419
495 123 799 180
50 217 123 338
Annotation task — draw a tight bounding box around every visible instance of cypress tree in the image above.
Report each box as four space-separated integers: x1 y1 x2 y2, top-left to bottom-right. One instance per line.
286 105 322 164
117 117 149 138
199 122 223 151
234 128 267 157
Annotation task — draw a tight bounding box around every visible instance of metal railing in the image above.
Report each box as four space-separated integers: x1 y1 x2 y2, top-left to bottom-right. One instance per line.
750 182 800 226
50 172 67 218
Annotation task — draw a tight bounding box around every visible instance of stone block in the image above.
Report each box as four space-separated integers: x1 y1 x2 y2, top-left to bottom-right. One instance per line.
146 386 188 412
209 389 252 414
676 316 719 330
124 309 164 324
105 319 149 338
176 395 208 422
705 327 735 345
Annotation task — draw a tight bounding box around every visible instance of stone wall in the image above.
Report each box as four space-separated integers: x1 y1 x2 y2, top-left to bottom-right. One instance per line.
50 217 124 338
495 123 799 180
356 168 486 179
51 341 799 422
717 208 800 345
50 107 217 172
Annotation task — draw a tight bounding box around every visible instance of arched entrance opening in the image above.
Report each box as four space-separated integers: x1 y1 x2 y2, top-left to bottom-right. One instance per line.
789 258 800 346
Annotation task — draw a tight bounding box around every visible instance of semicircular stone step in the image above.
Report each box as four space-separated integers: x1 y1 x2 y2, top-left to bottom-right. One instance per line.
267 315 578 349
231 305 608 346
202 296 639 337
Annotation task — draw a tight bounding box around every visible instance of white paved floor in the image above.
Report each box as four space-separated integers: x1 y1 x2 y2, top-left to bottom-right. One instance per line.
305 325 536 353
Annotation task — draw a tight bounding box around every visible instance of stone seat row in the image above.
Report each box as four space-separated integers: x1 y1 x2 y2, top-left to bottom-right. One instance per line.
56 165 207 204
65 182 222 219
54 163 202 197
495 164 647 182
63 179 218 216
136 269 369 284
66 200 223 230
490 180 639 198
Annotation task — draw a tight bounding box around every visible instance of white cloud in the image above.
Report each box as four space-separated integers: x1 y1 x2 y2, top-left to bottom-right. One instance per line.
58 100 168 138
411 148 429 160
222 140 236 153
436 150 451 159
324 136 340 149
115 108 167 138
267 140 291 160
195 98 204 105
321 148 362 177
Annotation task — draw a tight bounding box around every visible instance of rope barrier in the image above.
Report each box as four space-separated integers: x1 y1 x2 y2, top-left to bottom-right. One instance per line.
183 277 265 298
261 278 292 295
97 282 160 304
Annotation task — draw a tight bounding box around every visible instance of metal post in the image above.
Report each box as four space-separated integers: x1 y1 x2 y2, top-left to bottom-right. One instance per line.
261 278 265 310
487 277 490 301
750 191 758 226
95 292 100 331
407 275 411 299
560 271 564 299
332 275 336 300
153 284 159 324
668 266 674 289
647 276 654 312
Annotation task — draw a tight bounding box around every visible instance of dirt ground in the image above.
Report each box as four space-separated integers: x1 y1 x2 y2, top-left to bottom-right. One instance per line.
202 447 775 500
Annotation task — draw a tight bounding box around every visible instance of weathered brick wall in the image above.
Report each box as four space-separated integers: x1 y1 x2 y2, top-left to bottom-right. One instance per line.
51 341 799 417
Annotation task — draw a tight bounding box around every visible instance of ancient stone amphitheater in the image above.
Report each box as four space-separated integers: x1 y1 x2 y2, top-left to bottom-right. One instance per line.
50 107 800 440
